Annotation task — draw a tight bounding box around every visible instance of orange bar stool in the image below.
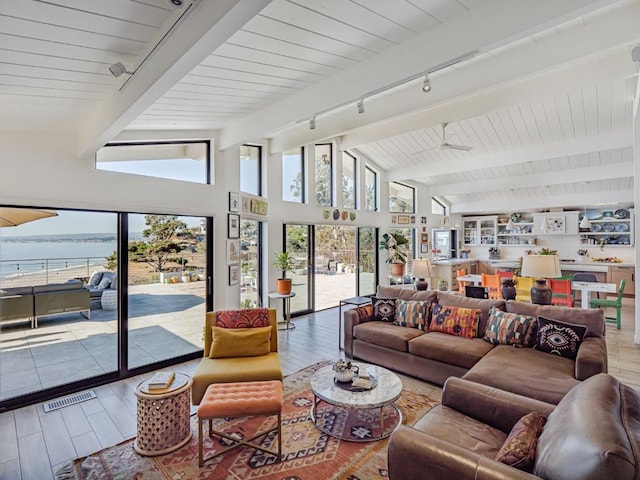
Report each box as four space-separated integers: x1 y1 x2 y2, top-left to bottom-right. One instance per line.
197 380 283 467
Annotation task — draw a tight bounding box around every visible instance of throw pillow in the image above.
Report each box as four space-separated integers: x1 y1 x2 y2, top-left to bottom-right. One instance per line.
394 299 430 330
209 325 272 358
484 306 537 347
495 412 547 472
97 276 111 290
430 303 480 338
534 316 587 359
372 297 396 322
215 308 270 328
353 303 373 320
88 271 103 287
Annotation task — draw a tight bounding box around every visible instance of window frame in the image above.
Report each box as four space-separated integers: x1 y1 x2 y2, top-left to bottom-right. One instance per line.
282 147 305 203
388 181 415 213
240 144 262 197
315 143 333 207
342 151 357 209
365 165 378 212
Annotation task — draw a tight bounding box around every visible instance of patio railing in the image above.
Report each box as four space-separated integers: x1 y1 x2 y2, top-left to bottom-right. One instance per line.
0 256 108 288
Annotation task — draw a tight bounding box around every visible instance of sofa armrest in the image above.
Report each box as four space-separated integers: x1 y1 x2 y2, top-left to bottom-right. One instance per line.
443 377 555 433
388 425 538 480
575 336 607 380
343 307 372 357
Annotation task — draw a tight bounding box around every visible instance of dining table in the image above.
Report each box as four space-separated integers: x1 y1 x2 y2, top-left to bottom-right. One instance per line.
456 274 482 286
571 281 616 309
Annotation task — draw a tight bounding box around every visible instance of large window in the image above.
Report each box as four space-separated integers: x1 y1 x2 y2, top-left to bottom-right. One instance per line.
389 182 415 213
432 197 446 215
282 147 304 203
315 144 333 206
96 141 210 184
240 145 261 196
342 151 356 209
240 219 261 309
365 166 377 212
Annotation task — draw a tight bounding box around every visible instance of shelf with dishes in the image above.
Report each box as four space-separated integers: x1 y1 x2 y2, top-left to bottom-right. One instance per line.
578 208 634 246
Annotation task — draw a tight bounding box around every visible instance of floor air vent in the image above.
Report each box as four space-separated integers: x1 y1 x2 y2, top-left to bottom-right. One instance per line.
43 390 97 413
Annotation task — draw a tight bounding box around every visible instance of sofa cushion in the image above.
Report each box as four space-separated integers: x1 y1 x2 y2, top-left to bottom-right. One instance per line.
534 373 640 480
409 333 494 369
537 304 604 338
215 308 271 328
394 299 429 330
372 296 396 322
436 292 505 337
483 306 536 347
495 412 547 472
88 271 103 287
430 303 480 339
97 276 111 290
413 404 507 458
353 321 424 352
376 286 438 303
534 316 586 360
462 346 579 405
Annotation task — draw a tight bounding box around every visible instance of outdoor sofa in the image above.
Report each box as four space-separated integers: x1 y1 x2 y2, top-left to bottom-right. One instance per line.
344 286 607 405
1 282 90 328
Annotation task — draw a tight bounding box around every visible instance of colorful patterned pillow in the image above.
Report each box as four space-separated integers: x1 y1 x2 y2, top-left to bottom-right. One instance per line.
353 303 373 321
394 299 430 330
534 316 587 359
484 306 537 347
215 308 270 328
495 412 547 472
372 297 396 322
429 303 480 338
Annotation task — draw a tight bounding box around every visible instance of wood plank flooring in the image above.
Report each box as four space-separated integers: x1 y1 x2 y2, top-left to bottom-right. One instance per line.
1 301 639 479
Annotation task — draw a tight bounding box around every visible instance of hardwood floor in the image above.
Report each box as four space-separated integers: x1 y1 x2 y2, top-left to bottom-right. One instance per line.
1 301 639 479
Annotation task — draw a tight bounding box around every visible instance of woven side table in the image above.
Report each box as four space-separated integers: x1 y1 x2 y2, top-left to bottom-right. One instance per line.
134 373 193 456
100 289 117 310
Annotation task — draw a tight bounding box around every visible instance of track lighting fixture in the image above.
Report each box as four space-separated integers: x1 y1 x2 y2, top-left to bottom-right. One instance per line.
422 75 432 93
357 99 365 114
309 116 316 130
108 62 134 78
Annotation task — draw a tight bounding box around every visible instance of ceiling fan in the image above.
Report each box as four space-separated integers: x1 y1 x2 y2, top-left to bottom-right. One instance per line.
436 122 473 151
412 123 473 154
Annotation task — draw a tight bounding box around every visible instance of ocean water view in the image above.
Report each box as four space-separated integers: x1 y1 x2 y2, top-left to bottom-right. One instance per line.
0 235 117 280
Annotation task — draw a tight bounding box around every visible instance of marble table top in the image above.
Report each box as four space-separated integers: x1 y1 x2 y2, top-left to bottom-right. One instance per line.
310 362 402 409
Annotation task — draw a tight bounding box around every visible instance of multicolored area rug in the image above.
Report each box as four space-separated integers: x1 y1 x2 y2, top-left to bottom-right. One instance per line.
56 361 438 480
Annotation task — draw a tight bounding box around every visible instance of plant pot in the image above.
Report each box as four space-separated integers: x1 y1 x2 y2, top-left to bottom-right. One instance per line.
502 286 516 301
334 370 355 383
276 278 292 295
181 275 190 283
389 263 405 277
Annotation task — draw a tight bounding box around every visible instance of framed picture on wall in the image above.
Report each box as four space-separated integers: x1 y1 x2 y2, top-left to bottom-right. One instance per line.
420 243 429 253
421 233 428 243
228 213 240 238
229 265 239 286
226 239 240 264
547 216 565 233
397 215 410 224
229 192 239 212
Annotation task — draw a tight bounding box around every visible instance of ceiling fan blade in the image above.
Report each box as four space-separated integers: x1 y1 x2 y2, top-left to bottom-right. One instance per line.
440 142 473 151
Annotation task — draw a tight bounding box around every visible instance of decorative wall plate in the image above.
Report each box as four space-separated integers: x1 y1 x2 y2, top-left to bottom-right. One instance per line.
614 209 628 219
590 224 602 232
602 223 615 232
615 223 629 232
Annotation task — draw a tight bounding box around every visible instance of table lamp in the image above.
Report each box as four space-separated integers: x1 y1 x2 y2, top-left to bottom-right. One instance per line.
411 258 434 291
520 254 562 305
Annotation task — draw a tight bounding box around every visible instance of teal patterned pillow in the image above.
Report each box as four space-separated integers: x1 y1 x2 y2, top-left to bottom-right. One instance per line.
484 306 537 347
394 299 430 330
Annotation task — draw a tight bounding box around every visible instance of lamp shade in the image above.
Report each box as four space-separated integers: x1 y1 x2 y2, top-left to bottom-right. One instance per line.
411 258 433 279
520 255 562 279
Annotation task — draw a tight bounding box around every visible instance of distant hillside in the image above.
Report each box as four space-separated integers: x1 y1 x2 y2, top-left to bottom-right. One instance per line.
1 233 144 242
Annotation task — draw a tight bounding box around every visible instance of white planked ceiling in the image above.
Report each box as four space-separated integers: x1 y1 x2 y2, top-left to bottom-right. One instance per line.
0 0 638 214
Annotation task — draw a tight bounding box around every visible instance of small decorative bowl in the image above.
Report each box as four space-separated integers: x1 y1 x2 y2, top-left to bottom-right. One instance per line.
334 370 355 383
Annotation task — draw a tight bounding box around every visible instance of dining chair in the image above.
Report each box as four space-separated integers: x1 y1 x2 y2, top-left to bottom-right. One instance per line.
456 268 470 294
513 276 535 302
589 278 625 329
548 278 574 307
496 271 514 282
481 273 501 299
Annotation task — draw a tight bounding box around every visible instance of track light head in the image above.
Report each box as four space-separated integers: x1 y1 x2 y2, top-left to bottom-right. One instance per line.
309 116 316 130
422 75 432 93
357 99 365 114
108 62 133 78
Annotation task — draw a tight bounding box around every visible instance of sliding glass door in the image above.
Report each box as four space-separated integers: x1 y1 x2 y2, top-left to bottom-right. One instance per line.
284 224 312 315
357 227 377 296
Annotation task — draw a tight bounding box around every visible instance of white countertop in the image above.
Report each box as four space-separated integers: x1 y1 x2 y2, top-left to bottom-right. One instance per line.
431 259 479 266
438 259 634 270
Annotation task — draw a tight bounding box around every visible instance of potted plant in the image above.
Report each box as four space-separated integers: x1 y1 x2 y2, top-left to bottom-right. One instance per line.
379 232 409 276
501 277 517 300
272 251 296 295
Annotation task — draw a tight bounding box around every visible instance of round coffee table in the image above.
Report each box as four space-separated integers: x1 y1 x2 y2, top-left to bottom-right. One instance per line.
309 362 403 442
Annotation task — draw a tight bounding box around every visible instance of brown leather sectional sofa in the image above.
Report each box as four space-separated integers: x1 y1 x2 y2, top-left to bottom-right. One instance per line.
343 286 607 405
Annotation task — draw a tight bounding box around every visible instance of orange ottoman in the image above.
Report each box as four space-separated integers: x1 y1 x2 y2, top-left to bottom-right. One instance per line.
197 380 283 467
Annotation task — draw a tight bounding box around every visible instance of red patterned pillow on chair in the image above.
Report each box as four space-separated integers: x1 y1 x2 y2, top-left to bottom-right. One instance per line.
216 308 270 328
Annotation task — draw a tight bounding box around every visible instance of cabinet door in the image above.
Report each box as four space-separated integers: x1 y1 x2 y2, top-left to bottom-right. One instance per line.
609 266 634 297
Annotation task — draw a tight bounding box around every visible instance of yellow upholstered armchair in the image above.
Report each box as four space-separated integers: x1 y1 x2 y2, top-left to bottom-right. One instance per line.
191 308 283 405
